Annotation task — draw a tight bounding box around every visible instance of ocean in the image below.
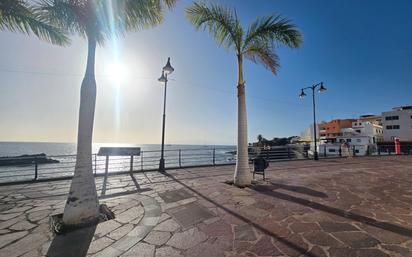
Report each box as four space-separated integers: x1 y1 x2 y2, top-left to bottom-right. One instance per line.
0 142 234 157
0 142 236 183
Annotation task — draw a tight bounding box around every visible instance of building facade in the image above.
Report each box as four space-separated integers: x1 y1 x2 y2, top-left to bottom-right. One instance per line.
359 114 382 126
382 106 412 142
318 119 356 143
351 120 383 143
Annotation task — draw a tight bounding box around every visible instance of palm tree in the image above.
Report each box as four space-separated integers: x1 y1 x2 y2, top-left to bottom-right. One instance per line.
257 134 263 145
38 0 176 226
0 0 68 45
186 2 302 186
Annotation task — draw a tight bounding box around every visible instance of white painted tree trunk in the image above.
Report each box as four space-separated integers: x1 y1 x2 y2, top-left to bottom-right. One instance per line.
234 55 251 186
63 38 100 225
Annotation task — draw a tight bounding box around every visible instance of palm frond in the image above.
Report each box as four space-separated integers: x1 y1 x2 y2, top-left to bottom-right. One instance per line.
243 14 302 51
0 0 69 45
186 2 243 51
244 41 280 75
162 0 177 9
38 0 175 44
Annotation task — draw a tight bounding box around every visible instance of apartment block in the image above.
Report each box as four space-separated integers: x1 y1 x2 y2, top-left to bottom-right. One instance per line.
382 106 412 142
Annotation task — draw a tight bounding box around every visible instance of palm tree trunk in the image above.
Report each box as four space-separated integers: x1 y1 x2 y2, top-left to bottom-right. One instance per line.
234 54 251 186
63 37 100 225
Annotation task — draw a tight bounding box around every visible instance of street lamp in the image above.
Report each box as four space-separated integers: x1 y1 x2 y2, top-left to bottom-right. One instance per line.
299 82 327 161
158 57 174 172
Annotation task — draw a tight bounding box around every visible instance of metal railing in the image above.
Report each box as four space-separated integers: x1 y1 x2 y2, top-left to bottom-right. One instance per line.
0 144 409 185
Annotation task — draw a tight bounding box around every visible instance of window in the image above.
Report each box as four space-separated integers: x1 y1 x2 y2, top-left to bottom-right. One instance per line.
354 123 358 126
346 139 352 143
339 139 344 143
386 125 393 130
392 116 399 120
356 130 361 133
410 115 412 119
357 139 361 142
359 122 362 125
355 150 359 153
393 125 400 129
385 116 392 121
329 149 336 153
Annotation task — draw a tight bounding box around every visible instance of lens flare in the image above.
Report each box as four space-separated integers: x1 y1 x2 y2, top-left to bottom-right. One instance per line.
107 62 128 85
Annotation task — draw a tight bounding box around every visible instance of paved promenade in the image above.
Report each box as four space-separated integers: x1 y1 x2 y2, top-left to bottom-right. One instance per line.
1 156 412 257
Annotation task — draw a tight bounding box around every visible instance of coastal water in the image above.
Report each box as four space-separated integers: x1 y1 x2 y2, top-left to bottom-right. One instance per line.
0 142 236 183
0 142 234 157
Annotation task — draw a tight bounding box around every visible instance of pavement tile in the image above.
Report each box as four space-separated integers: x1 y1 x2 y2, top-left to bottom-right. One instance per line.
143 230 171 246
318 222 359 232
302 231 344 247
154 219 180 232
167 227 207 250
234 224 256 241
107 224 134 241
332 231 380 248
248 236 283 256
155 246 183 257
0 231 28 248
87 236 114 254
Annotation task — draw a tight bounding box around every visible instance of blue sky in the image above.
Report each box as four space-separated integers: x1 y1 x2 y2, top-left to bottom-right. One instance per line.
0 0 411 145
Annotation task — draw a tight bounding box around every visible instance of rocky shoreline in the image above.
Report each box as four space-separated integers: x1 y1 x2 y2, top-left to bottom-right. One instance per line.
0 153 60 166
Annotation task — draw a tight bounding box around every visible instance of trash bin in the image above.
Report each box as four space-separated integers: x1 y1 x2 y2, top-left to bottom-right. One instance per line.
253 157 269 180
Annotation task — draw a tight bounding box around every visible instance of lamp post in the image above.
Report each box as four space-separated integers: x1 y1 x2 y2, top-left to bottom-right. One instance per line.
158 57 174 172
299 82 327 161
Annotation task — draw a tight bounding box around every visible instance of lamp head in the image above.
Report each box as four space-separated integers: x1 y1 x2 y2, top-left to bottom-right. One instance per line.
318 82 327 93
299 89 307 99
163 57 174 74
158 71 167 83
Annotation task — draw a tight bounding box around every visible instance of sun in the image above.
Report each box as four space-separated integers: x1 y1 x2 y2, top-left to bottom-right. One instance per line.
107 62 128 85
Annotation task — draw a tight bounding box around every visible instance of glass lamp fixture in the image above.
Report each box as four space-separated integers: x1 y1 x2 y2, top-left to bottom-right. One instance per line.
158 71 167 83
299 89 307 99
318 82 327 93
163 57 174 74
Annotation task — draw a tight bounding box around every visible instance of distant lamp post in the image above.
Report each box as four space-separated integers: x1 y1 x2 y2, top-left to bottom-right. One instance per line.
299 82 327 161
158 57 174 172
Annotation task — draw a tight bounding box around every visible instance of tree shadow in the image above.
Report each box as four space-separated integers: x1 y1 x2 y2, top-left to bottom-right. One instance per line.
129 173 141 190
270 182 328 198
99 188 152 200
252 184 412 238
163 171 319 257
46 224 96 257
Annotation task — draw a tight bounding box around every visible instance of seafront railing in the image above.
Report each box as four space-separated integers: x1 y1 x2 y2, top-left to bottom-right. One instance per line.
0 144 410 184
0 145 306 184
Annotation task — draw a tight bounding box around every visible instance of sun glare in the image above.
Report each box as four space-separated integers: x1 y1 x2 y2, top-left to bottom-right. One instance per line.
107 62 128 85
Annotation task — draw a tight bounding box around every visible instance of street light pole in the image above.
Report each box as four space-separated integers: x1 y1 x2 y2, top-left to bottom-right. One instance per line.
158 58 174 172
299 82 327 161
159 73 168 172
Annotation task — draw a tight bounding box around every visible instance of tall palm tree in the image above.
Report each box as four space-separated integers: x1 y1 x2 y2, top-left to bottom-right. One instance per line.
38 0 176 226
186 2 302 186
257 134 263 145
0 0 68 45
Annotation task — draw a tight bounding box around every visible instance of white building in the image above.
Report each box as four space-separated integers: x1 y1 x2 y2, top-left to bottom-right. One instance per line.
318 120 382 156
382 106 412 142
351 120 383 143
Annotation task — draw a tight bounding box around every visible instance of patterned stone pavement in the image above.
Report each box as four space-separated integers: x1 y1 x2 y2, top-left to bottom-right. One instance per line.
1 156 412 257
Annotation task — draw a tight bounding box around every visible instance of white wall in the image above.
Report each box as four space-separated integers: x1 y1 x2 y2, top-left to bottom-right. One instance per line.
382 108 412 142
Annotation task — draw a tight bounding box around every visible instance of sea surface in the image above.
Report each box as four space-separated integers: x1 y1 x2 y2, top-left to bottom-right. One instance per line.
0 142 234 157
0 142 236 183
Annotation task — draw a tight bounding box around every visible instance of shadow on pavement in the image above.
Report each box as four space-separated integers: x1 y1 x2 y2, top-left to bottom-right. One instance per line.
270 182 328 198
46 224 96 257
163 171 319 257
252 184 412 238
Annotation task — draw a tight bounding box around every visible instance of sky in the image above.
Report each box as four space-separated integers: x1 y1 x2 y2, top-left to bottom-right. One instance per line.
0 0 411 145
